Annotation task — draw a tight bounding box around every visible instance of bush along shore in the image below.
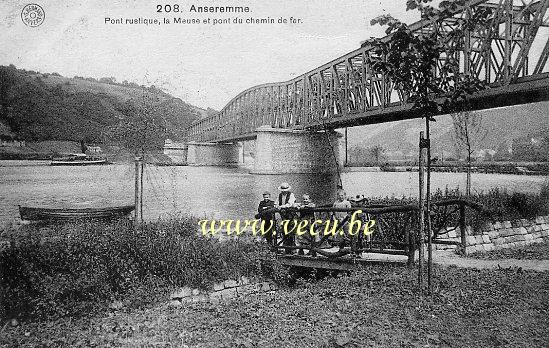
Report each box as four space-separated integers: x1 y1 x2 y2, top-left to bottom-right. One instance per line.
0 218 285 321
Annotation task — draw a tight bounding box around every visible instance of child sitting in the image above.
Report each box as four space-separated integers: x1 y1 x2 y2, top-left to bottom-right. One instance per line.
331 189 351 249
296 194 317 256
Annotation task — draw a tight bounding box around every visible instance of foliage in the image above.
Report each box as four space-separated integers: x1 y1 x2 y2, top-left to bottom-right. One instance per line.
368 186 549 234
511 134 549 162
468 187 549 224
2 264 548 347
0 218 274 320
367 0 489 119
105 98 168 154
0 65 200 146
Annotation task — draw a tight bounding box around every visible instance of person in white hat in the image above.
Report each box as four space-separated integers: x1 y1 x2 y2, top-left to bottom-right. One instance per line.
277 182 296 208
277 182 296 254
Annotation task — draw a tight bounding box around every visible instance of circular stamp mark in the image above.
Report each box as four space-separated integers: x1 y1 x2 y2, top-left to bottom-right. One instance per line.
21 4 45 27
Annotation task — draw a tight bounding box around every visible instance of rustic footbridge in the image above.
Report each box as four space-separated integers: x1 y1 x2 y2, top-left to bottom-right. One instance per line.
259 199 486 270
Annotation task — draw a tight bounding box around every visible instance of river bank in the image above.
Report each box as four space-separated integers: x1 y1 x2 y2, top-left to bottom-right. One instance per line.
2 263 547 347
345 161 549 175
0 141 172 164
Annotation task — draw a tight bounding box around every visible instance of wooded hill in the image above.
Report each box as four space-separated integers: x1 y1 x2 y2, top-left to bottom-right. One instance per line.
348 101 549 162
0 65 212 148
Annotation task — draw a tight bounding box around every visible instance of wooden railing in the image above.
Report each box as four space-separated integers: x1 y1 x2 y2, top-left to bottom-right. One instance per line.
257 199 487 265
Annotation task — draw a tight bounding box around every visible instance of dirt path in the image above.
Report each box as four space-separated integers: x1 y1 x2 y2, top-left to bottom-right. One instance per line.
433 250 549 272
359 249 549 272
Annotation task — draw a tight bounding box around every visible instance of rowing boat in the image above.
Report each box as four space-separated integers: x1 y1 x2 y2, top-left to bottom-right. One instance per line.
51 158 109 166
18 205 135 221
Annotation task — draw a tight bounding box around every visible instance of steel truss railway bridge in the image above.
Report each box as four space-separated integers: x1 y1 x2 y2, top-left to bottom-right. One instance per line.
175 0 549 173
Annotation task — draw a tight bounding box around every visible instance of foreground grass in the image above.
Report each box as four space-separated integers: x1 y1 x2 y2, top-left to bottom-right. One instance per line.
0 219 276 320
2 264 548 348
470 241 549 261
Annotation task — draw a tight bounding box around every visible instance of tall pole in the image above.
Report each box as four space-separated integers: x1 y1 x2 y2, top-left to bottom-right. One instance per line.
344 127 348 166
418 131 426 295
139 157 144 225
426 118 433 294
134 156 141 228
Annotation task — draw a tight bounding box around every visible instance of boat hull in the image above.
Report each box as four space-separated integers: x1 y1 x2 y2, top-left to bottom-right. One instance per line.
19 205 135 221
51 159 110 166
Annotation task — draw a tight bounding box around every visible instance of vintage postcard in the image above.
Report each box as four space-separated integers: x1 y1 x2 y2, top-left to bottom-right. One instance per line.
1 0 548 347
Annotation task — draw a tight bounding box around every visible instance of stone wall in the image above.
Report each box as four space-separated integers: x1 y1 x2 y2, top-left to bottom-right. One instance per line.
435 215 549 254
169 276 278 307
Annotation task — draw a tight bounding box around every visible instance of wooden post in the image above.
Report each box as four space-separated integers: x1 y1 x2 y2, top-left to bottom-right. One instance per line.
134 156 141 227
139 158 144 225
459 202 467 256
418 132 426 293
406 215 415 267
425 118 433 295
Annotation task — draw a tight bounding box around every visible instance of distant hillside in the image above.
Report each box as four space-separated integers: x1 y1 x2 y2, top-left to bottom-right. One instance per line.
0 65 210 148
348 102 549 162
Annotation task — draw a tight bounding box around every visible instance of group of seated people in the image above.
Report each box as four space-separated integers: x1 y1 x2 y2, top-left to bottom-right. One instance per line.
257 182 367 255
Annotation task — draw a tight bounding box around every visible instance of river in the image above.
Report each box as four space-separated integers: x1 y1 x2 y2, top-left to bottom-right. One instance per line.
0 161 546 224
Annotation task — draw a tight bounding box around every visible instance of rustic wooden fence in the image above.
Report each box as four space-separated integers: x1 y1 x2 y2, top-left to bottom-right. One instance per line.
258 199 486 268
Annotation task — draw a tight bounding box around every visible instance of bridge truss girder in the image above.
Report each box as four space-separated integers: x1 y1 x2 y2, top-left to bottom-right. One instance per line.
189 0 549 143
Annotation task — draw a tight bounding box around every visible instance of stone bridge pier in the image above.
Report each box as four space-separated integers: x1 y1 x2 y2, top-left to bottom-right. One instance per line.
163 140 188 164
252 126 342 174
186 141 240 166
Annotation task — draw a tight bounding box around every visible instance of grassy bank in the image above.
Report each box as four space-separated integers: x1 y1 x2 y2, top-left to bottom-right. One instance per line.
0 218 280 321
2 264 548 347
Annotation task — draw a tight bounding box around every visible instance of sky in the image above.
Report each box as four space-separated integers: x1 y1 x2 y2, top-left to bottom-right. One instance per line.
0 0 419 110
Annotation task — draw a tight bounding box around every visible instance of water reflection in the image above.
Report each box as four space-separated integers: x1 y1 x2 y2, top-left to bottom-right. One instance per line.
143 166 339 221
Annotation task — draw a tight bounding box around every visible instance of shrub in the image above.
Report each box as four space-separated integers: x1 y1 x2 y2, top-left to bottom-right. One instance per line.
0 218 272 320
365 186 549 235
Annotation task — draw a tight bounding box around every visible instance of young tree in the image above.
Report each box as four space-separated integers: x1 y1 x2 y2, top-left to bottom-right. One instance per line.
367 0 490 293
452 110 486 195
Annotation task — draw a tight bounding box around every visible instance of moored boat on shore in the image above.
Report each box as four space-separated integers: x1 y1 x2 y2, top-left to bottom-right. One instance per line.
18 204 135 221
